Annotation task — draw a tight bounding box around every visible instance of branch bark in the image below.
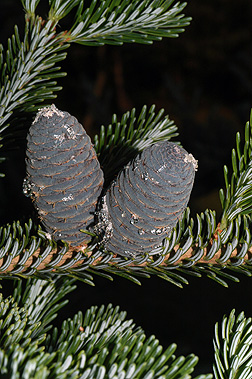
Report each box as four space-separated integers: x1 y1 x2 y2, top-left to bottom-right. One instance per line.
0 241 250 275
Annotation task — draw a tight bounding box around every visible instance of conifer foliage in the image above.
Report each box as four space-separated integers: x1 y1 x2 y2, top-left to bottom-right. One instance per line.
0 277 213 378
1 0 252 376
0 0 252 284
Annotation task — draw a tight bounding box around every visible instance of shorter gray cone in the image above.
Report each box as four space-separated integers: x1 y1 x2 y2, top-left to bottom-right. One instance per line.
96 141 197 257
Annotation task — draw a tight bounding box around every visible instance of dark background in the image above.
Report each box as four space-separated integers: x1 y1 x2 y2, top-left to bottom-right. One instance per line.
1 0 252 375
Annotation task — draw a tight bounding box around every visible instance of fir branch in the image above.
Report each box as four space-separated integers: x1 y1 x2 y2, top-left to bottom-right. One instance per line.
0 277 76 358
213 309 252 379
0 19 68 134
17 276 77 337
0 208 252 287
0 277 79 378
219 111 252 228
59 0 191 46
0 284 211 379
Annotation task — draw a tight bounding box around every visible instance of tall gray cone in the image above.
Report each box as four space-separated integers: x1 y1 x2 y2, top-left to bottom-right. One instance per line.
23 104 104 246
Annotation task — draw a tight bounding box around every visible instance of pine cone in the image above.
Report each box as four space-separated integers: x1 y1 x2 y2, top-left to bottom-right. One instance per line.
23 104 104 246
96 141 197 257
